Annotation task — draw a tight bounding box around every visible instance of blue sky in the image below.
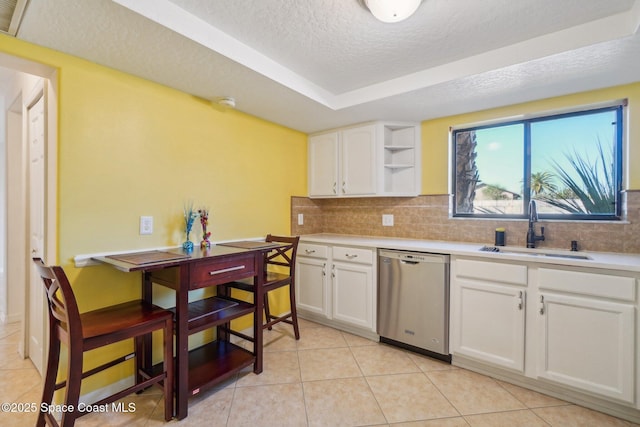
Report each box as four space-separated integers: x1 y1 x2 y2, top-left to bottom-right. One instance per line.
473 110 616 195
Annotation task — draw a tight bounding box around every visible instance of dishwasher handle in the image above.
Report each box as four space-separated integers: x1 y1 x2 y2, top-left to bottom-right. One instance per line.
400 260 420 265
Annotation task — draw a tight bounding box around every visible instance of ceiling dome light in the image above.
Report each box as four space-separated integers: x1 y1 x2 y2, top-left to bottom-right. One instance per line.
364 0 422 23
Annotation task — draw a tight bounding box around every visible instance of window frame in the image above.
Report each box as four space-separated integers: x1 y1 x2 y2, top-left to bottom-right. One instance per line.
451 103 624 221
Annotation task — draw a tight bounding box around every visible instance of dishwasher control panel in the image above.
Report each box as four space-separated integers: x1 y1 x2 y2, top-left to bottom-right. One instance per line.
379 249 448 264
398 253 429 262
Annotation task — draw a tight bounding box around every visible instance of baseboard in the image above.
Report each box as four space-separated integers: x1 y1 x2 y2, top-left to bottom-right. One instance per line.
297 312 379 342
1 313 21 324
77 376 135 406
453 355 640 424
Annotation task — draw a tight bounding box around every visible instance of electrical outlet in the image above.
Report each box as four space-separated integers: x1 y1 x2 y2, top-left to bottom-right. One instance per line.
382 214 394 226
140 216 153 235
297 213 304 225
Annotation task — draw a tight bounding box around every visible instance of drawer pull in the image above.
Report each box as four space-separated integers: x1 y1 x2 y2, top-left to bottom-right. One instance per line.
345 254 358 259
208 265 245 276
305 249 316 254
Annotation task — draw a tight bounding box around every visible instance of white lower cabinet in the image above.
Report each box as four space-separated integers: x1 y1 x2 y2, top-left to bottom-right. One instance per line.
296 243 330 317
451 259 527 372
451 257 639 411
296 242 376 334
296 256 329 317
332 260 373 329
453 280 526 371
535 268 636 404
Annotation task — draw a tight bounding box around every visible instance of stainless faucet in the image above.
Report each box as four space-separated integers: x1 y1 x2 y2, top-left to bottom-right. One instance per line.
526 200 545 248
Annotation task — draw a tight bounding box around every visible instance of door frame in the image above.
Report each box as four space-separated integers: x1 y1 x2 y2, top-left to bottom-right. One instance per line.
22 72 58 365
1 52 58 362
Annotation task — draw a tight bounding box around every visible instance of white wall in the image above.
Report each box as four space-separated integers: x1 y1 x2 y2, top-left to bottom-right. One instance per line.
1 69 40 324
0 94 5 322
0 67 24 324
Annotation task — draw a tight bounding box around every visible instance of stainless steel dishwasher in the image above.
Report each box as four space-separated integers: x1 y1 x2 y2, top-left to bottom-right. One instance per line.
378 249 450 361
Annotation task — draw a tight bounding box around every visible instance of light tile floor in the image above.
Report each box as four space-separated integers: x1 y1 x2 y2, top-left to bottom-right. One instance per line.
0 319 638 426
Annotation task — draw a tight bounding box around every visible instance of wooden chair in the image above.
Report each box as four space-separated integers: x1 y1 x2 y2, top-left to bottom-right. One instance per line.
32 258 174 426
223 235 300 340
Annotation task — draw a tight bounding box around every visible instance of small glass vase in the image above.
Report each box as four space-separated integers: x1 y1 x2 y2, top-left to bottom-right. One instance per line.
201 238 211 249
182 232 194 252
201 226 211 249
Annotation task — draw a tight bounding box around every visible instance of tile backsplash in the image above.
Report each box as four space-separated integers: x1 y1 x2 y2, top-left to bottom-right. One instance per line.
291 191 640 254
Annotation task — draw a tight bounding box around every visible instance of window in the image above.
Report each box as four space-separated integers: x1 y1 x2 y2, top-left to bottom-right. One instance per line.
452 104 623 220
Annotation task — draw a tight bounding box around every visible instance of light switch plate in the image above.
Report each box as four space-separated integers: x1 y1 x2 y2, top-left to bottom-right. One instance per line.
382 214 394 226
140 216 153 235
297 213 304 225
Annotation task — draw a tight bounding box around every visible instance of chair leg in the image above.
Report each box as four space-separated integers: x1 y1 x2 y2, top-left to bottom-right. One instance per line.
60 343 83 426
289 284 300 340
162 317 174 421
37 332 61 427
134 335 144 390
264 292 272 330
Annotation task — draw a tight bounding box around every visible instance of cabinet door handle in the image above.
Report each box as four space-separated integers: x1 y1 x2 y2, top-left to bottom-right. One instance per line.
331 264 335 278
333 182 337 194
517 291 524 310
208 265 245 276
322 263 326 276
539 295 545 315
342 181 346 194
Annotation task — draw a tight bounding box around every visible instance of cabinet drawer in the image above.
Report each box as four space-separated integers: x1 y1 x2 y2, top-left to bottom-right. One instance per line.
538 268 636 301
332 246 373 264
455 258 527 286
298 243 329 259
189 254 256 289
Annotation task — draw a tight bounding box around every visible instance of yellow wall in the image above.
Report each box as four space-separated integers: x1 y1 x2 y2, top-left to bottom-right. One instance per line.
1 35 306 296
422 83 640 194
1 35 306 391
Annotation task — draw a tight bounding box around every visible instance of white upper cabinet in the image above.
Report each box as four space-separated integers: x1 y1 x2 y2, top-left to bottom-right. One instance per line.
308 122 421 198
341 125 377 196
308 131 339 197
380 124 421 196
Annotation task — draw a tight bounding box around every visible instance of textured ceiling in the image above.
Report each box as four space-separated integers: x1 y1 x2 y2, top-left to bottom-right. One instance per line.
12 0 640 133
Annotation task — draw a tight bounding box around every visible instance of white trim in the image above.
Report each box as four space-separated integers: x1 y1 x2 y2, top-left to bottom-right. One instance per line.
74 245 181 268
77 376 135 407
450 98 627 131
113 0 640 110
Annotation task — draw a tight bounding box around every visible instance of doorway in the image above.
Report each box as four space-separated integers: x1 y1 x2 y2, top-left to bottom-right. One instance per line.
1 54 57 374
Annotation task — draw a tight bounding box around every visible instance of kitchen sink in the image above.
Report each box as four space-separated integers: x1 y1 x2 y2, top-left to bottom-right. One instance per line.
479 246 592 260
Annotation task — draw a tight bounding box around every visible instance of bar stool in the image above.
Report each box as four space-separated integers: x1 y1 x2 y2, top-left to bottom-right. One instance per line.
33 258 174 426
223 235 301 339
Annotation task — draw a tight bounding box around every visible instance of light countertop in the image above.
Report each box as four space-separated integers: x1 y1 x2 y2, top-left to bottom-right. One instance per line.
300 233 640 273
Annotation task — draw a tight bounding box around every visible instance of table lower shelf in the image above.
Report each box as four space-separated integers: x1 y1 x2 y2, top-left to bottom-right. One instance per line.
169 296 255 335
154 340 255 398
188 340 255 395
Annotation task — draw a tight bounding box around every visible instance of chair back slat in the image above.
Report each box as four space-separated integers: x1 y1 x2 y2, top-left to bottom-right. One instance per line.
32 258 82 338
264 235 299 277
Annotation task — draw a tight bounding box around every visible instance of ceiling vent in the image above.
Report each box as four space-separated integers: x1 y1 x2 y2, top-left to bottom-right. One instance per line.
0 0 28 36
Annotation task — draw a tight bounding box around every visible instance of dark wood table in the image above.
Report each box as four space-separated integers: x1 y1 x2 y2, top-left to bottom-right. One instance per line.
93 243 280 419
